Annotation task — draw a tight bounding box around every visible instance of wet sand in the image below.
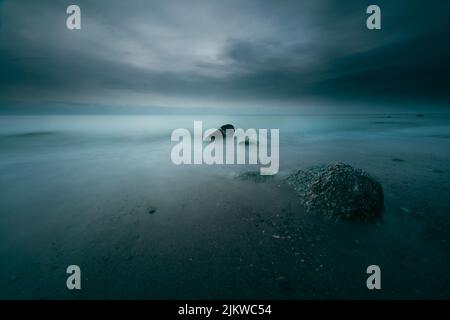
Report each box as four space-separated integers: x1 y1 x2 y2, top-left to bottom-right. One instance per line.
0 114 450 299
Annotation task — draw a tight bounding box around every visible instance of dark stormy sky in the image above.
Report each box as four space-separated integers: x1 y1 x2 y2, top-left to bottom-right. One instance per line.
0 0 449 113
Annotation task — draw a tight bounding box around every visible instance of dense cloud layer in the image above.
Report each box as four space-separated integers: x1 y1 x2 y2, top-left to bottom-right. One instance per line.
0 0 449 112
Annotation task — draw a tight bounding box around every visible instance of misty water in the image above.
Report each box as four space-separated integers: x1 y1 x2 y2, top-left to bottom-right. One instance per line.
1 113 450 299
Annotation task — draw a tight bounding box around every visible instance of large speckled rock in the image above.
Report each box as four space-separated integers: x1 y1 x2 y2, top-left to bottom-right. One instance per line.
287 163 384 222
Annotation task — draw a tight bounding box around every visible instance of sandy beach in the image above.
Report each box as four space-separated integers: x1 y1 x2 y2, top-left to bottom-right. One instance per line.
0 113 450 299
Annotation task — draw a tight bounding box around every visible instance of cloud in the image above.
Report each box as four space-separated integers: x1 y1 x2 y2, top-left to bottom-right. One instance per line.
0 0 449 111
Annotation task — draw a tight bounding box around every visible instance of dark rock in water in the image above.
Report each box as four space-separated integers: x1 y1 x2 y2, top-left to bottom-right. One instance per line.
209 124 235 141
219 124 235 136
238 136 256 146
416 114 425 117
392 158 405 162
287 163 384 222
148 207 157 214
237 171 274 183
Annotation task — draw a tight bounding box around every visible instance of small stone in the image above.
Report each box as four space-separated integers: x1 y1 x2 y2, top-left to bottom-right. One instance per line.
400 207 411 214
